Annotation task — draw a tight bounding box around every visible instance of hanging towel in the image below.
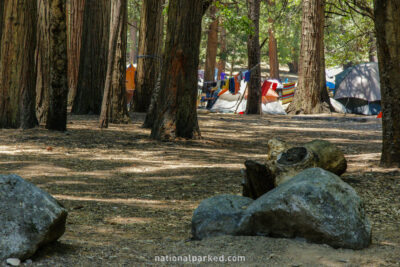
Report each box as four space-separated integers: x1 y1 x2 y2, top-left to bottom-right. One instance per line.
229 77 235 94
261 81 272 96
244 71 251 82
234 74 240 94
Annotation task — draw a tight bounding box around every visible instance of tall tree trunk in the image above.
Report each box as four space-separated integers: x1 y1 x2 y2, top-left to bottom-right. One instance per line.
99 0 129 127
288 60 299 74
129 20 138 63
368 32 378 62
0 1 4 54
287 0 331 114
133 0 164 113
268 28 280 79
0 0 37 129
36 0 68 131
66 0 85 106
204 4 219 83
375 0 400 167
217 22 227 79
246 0 262 115
150 0 206 140
72 0 110 115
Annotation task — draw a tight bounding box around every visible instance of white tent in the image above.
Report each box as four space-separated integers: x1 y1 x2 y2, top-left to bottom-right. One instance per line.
210 81 286 115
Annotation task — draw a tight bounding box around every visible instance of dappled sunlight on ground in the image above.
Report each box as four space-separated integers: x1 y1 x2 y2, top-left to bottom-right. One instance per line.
0 112 399 266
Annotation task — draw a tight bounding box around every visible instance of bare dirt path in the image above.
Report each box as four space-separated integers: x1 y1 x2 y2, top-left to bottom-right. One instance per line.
0 112 399 267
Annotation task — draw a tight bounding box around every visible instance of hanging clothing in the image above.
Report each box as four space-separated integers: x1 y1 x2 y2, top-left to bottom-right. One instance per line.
229 77 235 94
261 81 272 96
244 71 251 82
218 81 229 96
238 71 243 82
221 72 226 80
234 74 240 94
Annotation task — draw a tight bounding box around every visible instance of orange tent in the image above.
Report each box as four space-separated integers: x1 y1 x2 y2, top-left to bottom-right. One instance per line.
126 64 136 104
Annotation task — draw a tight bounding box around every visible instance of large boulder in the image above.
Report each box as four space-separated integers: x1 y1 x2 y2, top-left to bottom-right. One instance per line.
192 195 253 240
239 168 371 249
0 174 68 261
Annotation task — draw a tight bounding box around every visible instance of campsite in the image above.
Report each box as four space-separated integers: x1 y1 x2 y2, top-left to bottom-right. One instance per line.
1 0 400 267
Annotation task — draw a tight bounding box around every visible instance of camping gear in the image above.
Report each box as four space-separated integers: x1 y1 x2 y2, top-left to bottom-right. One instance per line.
281 82 296 104
261 81 279 104
334 62 381 115
126 64 136 105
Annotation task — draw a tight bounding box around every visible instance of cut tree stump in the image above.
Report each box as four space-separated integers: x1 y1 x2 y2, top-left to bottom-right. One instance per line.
242 160 275 199
273 139 347 186
274 146 317 185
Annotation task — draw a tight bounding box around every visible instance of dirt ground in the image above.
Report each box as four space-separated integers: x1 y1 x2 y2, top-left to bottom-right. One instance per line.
0 112 399 267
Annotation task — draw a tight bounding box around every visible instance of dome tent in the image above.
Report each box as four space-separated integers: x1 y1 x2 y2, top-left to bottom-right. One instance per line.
334 62 381 115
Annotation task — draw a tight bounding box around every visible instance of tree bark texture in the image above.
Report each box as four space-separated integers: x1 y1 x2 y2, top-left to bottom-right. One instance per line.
0 1 4 54
242 160 275 199
246 0 262 115
99 0 129 127
0 0 37 129
129 20 138 63
204 4 219 83
72 0 110 115
268 28 280 79
287 0 331 114
150 0 204 140
133 0 164 112
217 22 227 79
142 74 161 128
374 0 400 167
66 0 85 106
36 0 68 131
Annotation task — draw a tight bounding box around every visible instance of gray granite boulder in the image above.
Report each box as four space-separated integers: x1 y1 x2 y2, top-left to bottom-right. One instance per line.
0 174 68 260
239 168 371 249
192 195 253 239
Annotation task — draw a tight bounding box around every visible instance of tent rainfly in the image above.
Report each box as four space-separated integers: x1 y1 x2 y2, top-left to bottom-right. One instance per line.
334 62 381 115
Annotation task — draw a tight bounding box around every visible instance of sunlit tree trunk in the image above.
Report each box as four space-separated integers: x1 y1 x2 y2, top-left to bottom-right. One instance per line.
66 0 85 106
267 1 279 80
287 0 331 114
217 22 227 79
72 0 110 115
129 20 138 63
268 27 279 79
368 33 378 62
204 4 218 83
133 0 164 112
375 0 400 167
246 0 262 115
36 0 68 131
99 0 129 128
0 0 37 129
0 2 4 54
150 0 209 140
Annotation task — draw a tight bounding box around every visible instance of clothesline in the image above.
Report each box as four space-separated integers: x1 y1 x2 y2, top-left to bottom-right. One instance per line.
201 62 261 85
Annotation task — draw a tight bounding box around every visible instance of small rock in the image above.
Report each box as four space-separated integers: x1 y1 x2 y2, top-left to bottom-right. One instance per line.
192 194 254 239
6 258 21 266
24 259 33 265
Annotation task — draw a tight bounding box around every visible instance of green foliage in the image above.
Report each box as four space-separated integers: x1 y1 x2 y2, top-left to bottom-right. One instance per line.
324 1 375 67
130 0 376 72
215 1 253 36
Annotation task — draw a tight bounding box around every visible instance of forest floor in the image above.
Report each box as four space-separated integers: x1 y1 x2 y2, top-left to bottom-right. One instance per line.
0 112 399 267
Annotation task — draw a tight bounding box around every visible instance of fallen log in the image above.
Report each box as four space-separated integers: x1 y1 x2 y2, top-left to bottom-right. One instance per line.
242 160 275 199
242 139 348 197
